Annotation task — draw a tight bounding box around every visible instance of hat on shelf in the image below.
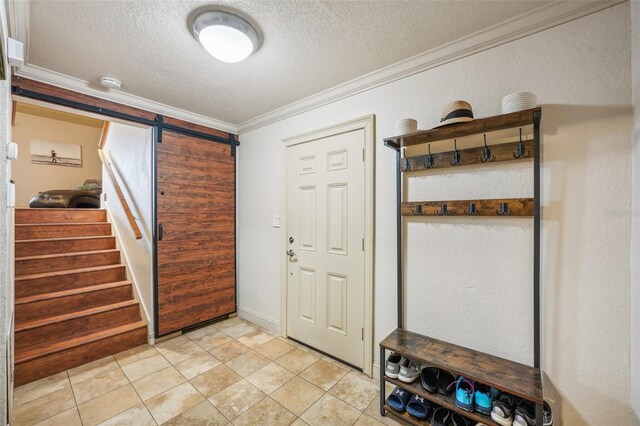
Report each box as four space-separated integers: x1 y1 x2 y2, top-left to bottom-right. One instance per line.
433 100 475 128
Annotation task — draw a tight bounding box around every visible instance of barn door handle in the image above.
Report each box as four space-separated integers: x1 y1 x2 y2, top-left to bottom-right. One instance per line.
158 223 164 241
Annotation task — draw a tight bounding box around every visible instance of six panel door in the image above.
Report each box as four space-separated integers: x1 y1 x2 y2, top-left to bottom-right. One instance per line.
156 131 236 336
286 128 366 368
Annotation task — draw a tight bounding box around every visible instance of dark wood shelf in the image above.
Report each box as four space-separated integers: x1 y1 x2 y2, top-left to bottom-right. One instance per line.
402 198 533 217
384 107 541 149
384 377 498 426
400 139 534 172
380 328 543 403
384 405 429 425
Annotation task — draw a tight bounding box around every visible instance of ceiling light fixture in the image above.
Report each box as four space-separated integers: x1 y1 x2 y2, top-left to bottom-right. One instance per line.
192 10 259 63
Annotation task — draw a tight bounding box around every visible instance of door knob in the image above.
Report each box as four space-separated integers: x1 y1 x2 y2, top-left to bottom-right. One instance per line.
286 249 296 258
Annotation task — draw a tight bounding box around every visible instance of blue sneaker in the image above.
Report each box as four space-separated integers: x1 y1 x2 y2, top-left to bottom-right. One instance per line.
474 384 499 415
454 376 475 412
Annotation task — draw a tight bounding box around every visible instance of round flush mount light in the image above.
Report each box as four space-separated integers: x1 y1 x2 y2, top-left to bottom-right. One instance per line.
192 10 259 63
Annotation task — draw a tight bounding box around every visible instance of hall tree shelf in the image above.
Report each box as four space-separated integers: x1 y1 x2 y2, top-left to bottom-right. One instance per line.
380 107 544 426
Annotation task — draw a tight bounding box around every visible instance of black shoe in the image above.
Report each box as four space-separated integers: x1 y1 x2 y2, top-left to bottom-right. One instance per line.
431 407 451 426
451 412 472 426
491 393 515 426
420 366 439 393
436 370 456 395
543 401 554 426
513 401 536 426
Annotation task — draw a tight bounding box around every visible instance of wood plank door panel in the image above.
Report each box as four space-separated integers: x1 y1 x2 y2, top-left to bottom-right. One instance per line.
156 131 236 336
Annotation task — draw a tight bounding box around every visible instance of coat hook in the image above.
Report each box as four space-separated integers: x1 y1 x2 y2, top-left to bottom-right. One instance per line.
412 205 424 216
465 202 477 216
437 203 449 216
450 140 462 166
400 147 411 171
497 202 512 216
480 134 496 163
513 128 530 159
424 144 436 169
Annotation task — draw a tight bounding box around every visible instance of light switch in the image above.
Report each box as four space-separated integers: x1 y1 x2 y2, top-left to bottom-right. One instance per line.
272 214 281 228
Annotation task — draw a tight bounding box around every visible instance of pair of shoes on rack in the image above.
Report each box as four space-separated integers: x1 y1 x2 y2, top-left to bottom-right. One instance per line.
385 352 420 383
491 394 554 426
420 366 456 394
454 376 499 414
386 386 432 419
431 407 474 426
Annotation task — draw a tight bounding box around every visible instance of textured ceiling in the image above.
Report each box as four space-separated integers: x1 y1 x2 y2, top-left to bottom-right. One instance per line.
27 0 547 125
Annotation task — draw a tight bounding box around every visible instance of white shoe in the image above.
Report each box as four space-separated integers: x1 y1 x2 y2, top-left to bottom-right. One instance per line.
384 353 403 379
398 358 419 383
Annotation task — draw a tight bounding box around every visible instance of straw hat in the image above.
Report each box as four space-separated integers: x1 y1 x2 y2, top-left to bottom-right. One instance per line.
433 100 475 128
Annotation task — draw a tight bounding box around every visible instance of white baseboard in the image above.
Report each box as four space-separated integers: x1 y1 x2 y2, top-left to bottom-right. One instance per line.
237 307 280 335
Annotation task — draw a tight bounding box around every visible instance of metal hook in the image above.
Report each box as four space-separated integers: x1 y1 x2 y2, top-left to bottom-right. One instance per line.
480 134 496 163
450 140 462 166
465 202 477 216
400 148 411 171
424 144 436 169
436 203 449 216
412 205 424 216
513 128 530 159
497 202 512 216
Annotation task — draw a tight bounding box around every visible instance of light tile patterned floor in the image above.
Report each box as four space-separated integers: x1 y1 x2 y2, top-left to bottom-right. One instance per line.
12 317 403 426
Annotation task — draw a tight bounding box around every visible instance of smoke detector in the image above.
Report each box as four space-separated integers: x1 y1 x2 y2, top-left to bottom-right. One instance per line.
100 76 121 90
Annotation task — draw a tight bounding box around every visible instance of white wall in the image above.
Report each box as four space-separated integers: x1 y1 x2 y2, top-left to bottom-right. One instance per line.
631 1 640 424
102 122 154 335
0 0 12 423
238 5 632 425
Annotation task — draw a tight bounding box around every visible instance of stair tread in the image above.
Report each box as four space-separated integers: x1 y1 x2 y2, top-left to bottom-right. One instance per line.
15 235 115 243
15 320 147 364
16 222 109 227
16 264 125 281
16 299 139 332
16 249 120 261
15 281 132 305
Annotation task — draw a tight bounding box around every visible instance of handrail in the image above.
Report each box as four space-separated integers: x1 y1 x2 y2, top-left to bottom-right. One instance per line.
98 121 110 149
98 149 143 240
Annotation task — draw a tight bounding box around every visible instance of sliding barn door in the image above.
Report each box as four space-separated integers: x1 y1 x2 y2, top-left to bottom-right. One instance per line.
155 130 236 336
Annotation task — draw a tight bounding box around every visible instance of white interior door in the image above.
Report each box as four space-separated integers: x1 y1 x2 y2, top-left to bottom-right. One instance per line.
286 128 365 368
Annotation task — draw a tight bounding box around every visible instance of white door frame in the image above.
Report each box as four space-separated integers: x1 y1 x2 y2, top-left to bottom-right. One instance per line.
280 115 375 376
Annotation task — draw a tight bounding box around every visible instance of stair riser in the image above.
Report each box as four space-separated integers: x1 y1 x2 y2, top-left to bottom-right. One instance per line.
14 325 147 386
15 304 141 352
16 224 112 240
16 251 120 276
16 267 127 298
15 237 116 257
16 285 133 323
16 209 106 224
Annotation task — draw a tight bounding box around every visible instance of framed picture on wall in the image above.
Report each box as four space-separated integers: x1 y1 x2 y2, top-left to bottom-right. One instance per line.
30 140 82 167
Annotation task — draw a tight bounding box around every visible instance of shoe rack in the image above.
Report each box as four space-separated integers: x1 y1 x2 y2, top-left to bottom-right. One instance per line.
380 107 543 426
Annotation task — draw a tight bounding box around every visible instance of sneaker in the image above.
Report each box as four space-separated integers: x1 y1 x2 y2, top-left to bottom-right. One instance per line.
454 376 475 412
398 358 420 383
543 401 553 426
474 384 499 415
384 353 403 379
513 401 536 426
490 393 515 426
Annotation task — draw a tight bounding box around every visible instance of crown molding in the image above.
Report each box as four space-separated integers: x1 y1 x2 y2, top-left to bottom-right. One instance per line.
13 64 238 133
236 0 624 133
6 0 624 135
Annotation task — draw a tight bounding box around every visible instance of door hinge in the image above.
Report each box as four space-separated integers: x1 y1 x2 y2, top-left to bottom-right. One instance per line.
361 327 364 340
362 238 364 251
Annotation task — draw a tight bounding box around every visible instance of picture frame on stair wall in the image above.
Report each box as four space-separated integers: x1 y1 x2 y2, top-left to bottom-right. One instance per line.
30 140 82 167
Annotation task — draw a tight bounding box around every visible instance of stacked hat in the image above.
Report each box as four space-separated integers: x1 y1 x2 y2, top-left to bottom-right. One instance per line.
433 101 474 128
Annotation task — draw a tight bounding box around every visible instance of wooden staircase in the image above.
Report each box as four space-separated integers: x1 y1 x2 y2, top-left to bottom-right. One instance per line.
14 208 148 386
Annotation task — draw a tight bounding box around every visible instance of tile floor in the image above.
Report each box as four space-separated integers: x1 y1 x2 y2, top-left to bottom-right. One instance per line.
12 317 403 426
